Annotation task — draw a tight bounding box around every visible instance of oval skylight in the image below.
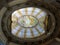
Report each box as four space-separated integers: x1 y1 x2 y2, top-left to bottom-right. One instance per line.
11 7 48 38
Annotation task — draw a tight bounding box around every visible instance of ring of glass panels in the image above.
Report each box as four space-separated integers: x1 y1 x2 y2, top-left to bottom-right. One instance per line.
11 7 48 39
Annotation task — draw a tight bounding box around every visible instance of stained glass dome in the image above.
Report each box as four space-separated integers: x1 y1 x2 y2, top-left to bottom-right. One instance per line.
11 7 48 38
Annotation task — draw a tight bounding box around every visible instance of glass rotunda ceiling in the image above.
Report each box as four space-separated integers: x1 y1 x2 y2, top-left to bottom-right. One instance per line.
11 7 48 38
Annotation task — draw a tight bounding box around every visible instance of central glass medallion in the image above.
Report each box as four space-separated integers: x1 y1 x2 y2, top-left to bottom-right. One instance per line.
18 15 38 28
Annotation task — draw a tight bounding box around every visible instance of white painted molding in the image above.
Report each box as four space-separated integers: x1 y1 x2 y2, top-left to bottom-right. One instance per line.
8 0 28 7
0 7 7 44
55 38 60 42
9 42 19 45
0 7 7 17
